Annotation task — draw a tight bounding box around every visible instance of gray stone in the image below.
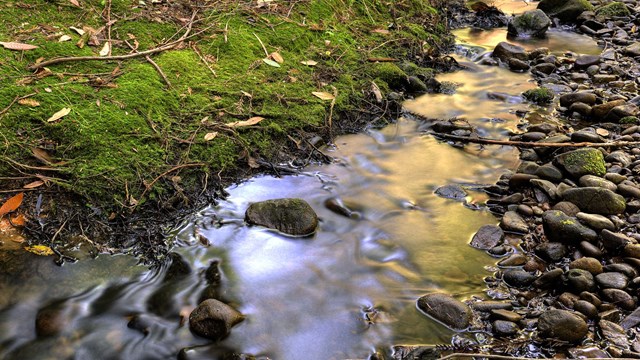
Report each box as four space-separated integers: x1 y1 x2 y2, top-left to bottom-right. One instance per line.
435 184 467 201
537 0 594 23
533 268 564 289
417 293 472 330
535 164 564 181
553 148 606 178
508 9 551 38
542 210 598 243
552 201 581 216
538 309 588 342
470 301 513 312
580 241 603 258
595 272 628 290
530 179 558 200
576 212 615 231
618 183 640 199
606 151 633 167
470 225 504 250
620 306 640 329
574 55 601 68
493 320 519 336
189 299 244 340
607 104 639 122
508 58 530 71
599 319 629 349
533 63 556 75
491 309 523 322
500 211 529 233
592 100 626 119
559 92 597 107
535 242 567 262
574 300 598 318
565 268 596 293
571 130 604 143
245 198 319 236
562 187 626 215
602 288 636 310
503 269 537 287
493 42 529 63
498 253 528 267
601 229 633 250
625 42 640 57
578 175 617 192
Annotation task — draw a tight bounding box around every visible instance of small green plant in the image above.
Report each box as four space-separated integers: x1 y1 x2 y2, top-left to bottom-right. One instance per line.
523 87 554 105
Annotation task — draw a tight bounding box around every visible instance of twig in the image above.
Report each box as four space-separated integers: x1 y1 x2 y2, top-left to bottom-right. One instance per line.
224 20 229 43
2 157 63 171
367 57 399 62
105 0 113 56
28 11 199 70
439 354 624 360
132 162 205 212
327 86 337 139
50 218 68 243
0 93 36 119
253 32 269 57
124 40 172 88
191 43 216 77
429 132 640 148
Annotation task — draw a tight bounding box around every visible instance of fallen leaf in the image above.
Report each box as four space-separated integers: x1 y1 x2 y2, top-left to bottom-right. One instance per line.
10 214 26 227
18 98 40 107
269 52 284 64
44 87 52 93
31 148 54 164
47 108 71 123
247 155 259 168
99 42 110 56
596 128 610 137
0 193 24 217
204 132 218 141
0 42 38 51
69 0 80 6
240 91 253 98
59 35 72 42
226 116 264 128
312 91 335 100
24 180 45 189
300 60 318 66
24 245 54 256
370 81 383 103
371 28 390 35
262 58 280 67
70 26 85 35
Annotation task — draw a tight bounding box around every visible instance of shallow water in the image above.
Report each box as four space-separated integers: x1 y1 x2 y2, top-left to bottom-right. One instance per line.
0 19 601 360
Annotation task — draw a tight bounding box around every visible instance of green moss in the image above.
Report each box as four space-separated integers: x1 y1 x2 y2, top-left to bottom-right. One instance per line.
563 149 606 177
523 87 554 105
595 2 631 17
371 62 408 90
620 116 639 124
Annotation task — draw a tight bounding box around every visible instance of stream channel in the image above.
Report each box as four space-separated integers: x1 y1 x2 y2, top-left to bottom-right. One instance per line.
0 3 603 359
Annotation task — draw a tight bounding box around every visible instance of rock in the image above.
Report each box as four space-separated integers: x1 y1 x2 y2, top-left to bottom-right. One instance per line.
604 263 637 278
595 272 628 290
576 212 615 231
592 100 625 119
542 210 598 243
574 55 600 68
571 130 604 143
538 309 588 342
568 346 610 359
599 319 629 349
565 269 596 293
508 9 551 38
500 211 529 233
562 187 626 215
624 243 640 258
580 241 603 258
620 306 640 329
492 42 529 63
188 299 244 340
618 183 640 199
503 269 537 287
579 175 617 192
493 320 519 336
569 257 603 275
530 179 557 200
508 58 530 71
552 201 581 216
435 184 467 201
533 63 556 75
625 42 640 57
601 229 633 250
245 198 319 236
416 293 472 330
595 2 631 19
470 301 513 312
535 242 567 262
470 225 504 250
607 104 639 122
574 300 598 318
559 92 597 107
602 289 636 310
537 0 594 23
324 197 360 219
606 151 633 167
533 268 564 289
535 164 563 182
491 309 522 322
498 253 528 267
554 148 606 178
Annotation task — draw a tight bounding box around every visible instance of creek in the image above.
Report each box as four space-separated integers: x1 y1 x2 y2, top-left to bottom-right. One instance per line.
0 4 602 359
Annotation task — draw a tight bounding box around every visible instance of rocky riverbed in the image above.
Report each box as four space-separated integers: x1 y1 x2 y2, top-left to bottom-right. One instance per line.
412 0 640 358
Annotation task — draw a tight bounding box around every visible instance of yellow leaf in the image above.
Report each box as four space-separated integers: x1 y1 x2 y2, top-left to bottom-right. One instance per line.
226 116 265 128
47 107 71 122
0 193 24 217
18 98 40 107
24 245 54 256
300 60 318 66
0 42 38 51
204 132 218 141
270 52 284 64
312 91 335 101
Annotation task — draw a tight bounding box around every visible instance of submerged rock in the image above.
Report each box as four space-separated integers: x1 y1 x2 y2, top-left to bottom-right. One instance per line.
416 293 472 330
245 198 318 236
538 309 588 342
434 184 467 201
508 10 551 38
189 299 244 340
470 224 504 250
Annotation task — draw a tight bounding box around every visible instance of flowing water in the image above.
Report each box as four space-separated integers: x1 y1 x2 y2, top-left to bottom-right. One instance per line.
0 7 602 360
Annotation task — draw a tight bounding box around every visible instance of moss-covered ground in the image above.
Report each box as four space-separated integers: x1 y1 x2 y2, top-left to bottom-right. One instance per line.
0 0 450 259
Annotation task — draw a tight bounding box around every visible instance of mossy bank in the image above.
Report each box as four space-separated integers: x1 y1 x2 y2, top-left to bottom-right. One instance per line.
0 0 451 261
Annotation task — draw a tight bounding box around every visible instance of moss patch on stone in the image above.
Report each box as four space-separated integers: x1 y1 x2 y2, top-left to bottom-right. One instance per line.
523 87 554 105
595 2 631 18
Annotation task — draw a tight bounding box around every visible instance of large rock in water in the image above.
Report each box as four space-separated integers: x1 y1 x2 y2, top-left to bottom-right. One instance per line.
245 198 319 236
470 224 504 250
417 293 472 330
508 9 551 38
492 42 528 63
189 299 244 340
537 0 594 23
553 148 606 178
538 309 588 342
542 210 597 243
563 187 626 215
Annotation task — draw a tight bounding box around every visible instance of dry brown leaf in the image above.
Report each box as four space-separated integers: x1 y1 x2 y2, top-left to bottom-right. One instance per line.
226 116 264 128
18 98 40 107
47 107 71 123
31 148 54 164
269 52 284 64
370 81 383 103
312 91 335 101
69 0 80 6
204 132 218 141
596 128 610 137
24 180 45 189
0 193 24 218
371 28 390 35
247 155 259 168
0 42 38 51
240 90 253 98
300 60 318 66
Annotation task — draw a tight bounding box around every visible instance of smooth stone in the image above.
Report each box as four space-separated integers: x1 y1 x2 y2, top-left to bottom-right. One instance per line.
535 164 564 182
533 63 556 75
600 309 622 322
498 253 528 267
606 151 633 167
623 243 640 258
470 225 504 250
500 211 529 233
508 58 530 71
574 300 598 319
245 198 319 236
607 104 639 122
552 201 581 216
578 175 617 192
570 102 592 116
559 92 597 107
470 301 513 312
571 130 604 143
189 299 244 340
599 320 629 349
493 320 519 336
565 269 596 293
579 241 603 258
416 293 472 330
554 148 606 178
574 54 601 68
621 306 640 329
535 242 567 262
537 309 588 343
580 291 602 307
509 173 539 189
592 100 626 119
517 161 540 174
491 309 523 322
558 292 580 308
603 263 638 279
576 212 615 231
604 173 627 184
601 229 633 250
508 9 551 38
601 289 636 310
625 42 640 57
562 187 626 215
434 184 467 201
618 183 640 199
569 257 603 275
503 269 538 287
493 42 529 63
542 210 598 243
532 268 564 289
595 272 628 290
568 346 610 359
530 179 557 200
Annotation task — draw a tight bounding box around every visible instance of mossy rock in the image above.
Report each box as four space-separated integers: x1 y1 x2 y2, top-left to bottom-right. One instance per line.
595 2 631 18
371 62 408 90
553 148 606 178
523 87 554 105
537 0 594 23
508 9 551 38
620 116 639 124
245 198 318 236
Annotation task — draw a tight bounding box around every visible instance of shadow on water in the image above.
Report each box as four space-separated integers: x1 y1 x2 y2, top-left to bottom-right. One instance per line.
0 24 601 360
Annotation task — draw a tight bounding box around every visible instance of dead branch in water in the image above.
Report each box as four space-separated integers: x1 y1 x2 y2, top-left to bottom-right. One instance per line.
429 132 640 148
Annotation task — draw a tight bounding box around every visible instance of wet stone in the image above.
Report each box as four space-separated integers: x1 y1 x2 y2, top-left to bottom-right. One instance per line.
554 148 606 178
498 253 528 267
492 41 529 63
568 346 610 359
416 293 472 330
552 201 581 216
470 225 504 250
578 175 617 192
621 306 640 329
602 289 636 310
532 268 564 289
535 242 567 262
606 151 633 167
600 309 623 323
565 269 596 293
576 212 615 231
535 164 564 182
624 243 640 258
500 211 529 233
245 198 319 236
601 229 633 250
580 291 602 307
503 269 537 287
493 320 519 336
604 263 638 279
569 257 603 275
558 292 580 308
562 187 626 215
538 309 588 343
559 92 597 107
574 300 598 319
575 55 601 68
571 130 604 143
470 301 513 312
618 183 640 199
542 210 598 244
595 272 628 290
189 299 244 340
579 241 603 258
490 309 522 322
600 320 629 349
530 179 557 200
